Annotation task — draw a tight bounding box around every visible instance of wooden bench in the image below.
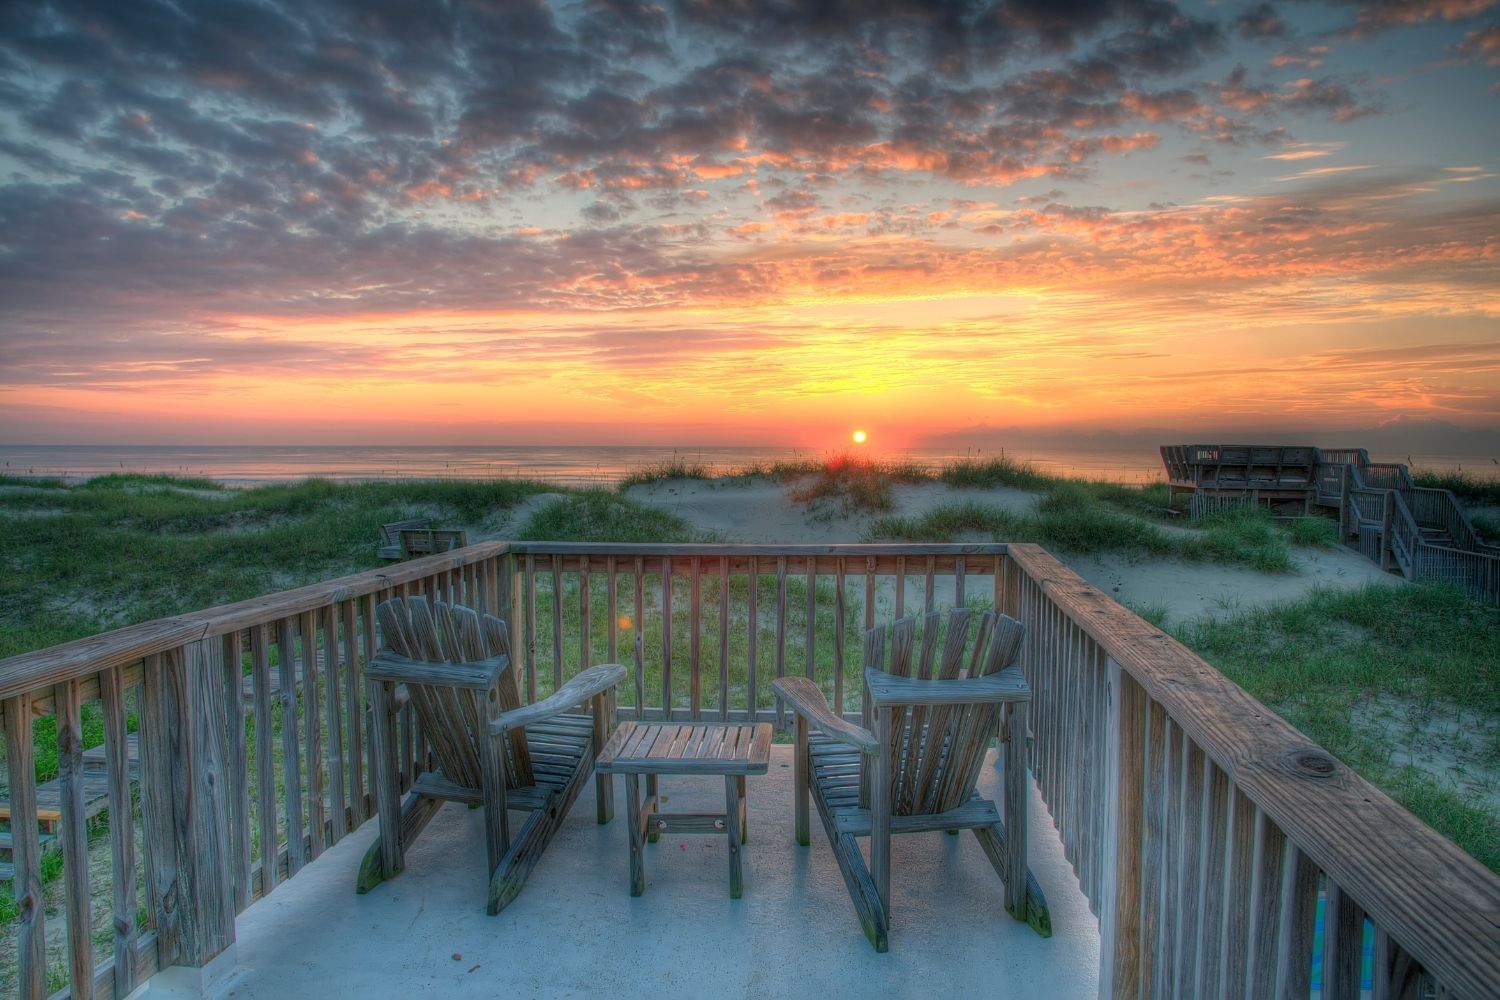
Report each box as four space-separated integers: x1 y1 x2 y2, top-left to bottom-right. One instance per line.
398 528 467 559
596 722 772 898
377 518 432 560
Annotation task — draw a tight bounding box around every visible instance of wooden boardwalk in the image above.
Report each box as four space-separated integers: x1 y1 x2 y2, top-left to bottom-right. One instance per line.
1162 443 1500 604
0 732 139 878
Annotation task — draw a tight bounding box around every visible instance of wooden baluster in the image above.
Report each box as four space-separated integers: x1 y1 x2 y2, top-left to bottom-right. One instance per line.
524 553 537 704
4 693 47 999
250 628 278 894
551 558 564 693
833 557 845 716
322 605 347 844
747 556 759 722
1322 883 1366 1000
221 631 252 912
805 558 816 684
300 611 325 860
101 665 141 996
276 617 305 875
661 556 673 720
633 556 645 718
607 556 619 665
580 554 592 674
690 557 702 718
718 556 730 722
342 600 365 825
56 678 93 999
774 557 788 731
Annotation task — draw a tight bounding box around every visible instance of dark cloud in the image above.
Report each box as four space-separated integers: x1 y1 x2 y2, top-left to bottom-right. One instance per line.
1234 2 1289 39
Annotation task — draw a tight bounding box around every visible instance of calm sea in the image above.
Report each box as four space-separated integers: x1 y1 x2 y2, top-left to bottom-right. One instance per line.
1 444 1493 488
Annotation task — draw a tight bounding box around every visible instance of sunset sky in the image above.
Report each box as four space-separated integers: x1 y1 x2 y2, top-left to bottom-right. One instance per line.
1 0 1497 448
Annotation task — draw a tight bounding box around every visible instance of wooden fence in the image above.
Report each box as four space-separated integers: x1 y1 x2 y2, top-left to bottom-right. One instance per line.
2 541 1499 998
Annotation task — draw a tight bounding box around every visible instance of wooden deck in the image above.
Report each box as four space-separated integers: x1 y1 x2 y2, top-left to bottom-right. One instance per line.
0 542 1497 998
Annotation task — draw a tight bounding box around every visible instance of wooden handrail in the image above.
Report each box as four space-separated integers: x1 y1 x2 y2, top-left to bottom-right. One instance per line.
0 542 511 701
1006 542 1500 998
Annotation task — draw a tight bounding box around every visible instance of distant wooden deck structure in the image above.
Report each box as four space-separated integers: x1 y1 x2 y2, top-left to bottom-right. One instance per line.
1162 443 1500 603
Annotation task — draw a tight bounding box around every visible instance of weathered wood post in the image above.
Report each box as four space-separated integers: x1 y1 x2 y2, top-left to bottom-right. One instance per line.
1099 659 1146 998
1380 491 1395 573
139 636 238 988
1338 465 1351 539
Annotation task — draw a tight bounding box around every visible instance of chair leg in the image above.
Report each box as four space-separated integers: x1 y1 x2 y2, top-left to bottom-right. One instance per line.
793 714 809 846
593 691 615 824
870 708 893 920
1003 701 1029 920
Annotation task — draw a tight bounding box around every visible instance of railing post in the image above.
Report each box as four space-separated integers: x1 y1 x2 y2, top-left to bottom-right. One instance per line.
1100 658 1145 999
1339 465 1351 538
1381 492 1394 573
139 636 238 990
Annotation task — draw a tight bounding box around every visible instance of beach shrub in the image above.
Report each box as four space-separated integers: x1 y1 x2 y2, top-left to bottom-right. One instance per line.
1285 515 1339 548
1192 507 1295 573
519 490 694 543
618 457 713 490
785 455 909 515
866 501 1028 542
938 455 1050 491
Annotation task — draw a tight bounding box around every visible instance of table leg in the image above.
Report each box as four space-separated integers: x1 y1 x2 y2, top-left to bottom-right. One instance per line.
736 775 748 843
625 773 645 896
725 775 743 899
646 773 660 843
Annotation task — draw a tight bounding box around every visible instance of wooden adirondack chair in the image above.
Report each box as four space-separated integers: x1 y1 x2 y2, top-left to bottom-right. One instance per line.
773 608 1051 951
356 596 624 914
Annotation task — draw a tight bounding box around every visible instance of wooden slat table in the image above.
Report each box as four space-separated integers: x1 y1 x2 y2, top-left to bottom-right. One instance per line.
596 722 773 898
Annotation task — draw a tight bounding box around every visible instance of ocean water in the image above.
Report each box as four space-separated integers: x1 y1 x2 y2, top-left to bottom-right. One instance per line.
0 443 1492 488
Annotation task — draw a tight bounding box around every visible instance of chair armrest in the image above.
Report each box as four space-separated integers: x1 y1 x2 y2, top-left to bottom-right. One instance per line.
864 665 1030 709
492 663 626 733
772 677 879 754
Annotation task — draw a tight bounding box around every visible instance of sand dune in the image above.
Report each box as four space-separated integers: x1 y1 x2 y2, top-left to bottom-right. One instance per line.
623 477 1396 627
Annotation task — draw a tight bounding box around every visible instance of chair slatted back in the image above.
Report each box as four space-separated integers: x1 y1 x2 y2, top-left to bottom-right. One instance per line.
375 596 533 787
863 609 1025 816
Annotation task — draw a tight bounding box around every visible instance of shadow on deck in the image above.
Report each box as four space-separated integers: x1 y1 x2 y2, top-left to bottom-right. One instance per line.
198 748 1098 999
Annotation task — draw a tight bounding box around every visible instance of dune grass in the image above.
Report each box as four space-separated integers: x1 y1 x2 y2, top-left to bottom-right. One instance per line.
519 490 696 543
617 458 713 489
1412 467 1500 506
1174 582 1500 870
937 455 1053 491
868 482 1301 571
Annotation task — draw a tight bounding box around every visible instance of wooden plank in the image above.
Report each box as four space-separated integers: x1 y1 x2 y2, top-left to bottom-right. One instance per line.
719 556 730 722
551 558 564 693
100 665 140 997
747 556 759 721
805 561 816 682
276 617 305 876
300 611 325 861
833 558 845 716
524 553 537 704
54 678 93 1000
633 557 645 719
725 775 743 898
0 618 203 703
606 556 619 665
690 557 702 718
323 606 347 845
661 556 673 721
775 556 788 731
1322 882 1366 1000
579 554 592 674
250 627 278 896
4 695 46 999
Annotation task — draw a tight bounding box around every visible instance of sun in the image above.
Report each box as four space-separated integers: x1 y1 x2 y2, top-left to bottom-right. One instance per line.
851 429 867 444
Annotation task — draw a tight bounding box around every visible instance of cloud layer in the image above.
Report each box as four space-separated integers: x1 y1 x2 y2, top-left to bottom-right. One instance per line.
1 0 1497 440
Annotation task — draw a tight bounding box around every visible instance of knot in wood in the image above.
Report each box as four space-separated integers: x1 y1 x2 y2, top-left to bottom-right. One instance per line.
1287 749 1337 779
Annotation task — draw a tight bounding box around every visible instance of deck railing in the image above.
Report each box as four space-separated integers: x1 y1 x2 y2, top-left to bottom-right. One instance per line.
2 541 1499 998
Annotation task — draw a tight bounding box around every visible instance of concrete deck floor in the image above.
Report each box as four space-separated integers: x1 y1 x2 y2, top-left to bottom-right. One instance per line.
203 747 1099 999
